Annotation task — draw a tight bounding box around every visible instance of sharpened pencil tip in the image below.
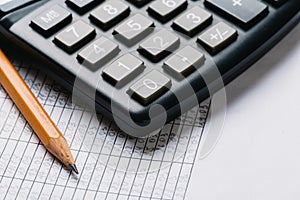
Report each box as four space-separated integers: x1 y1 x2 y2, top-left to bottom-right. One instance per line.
69 164 79 174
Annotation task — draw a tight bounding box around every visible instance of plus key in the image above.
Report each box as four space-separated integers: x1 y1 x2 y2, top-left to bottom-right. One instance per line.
204 0 268 29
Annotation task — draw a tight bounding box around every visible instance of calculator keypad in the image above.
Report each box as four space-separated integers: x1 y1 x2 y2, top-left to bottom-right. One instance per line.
128 70 171 105
147 0 188 23
89 0 130 31
163 46 205 77
197 22 237 54
204 0 268 28
53 20 96 53
113 14 154 46
77 36 120 70
102 54 144 85
30 5 72 37
26 0 276 105
172 6 212 37
138 29 180 62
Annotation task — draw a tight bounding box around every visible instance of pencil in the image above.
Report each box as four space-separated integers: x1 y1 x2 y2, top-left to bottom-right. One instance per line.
0 49 78 174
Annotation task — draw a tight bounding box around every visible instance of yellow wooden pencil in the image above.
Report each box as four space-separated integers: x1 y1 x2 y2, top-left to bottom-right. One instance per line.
0 49 78 174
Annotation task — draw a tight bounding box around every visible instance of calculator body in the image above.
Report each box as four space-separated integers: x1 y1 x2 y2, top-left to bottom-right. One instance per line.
0 0 299 137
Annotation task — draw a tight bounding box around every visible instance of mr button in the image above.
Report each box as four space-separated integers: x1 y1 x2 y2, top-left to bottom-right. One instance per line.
30 5 72 37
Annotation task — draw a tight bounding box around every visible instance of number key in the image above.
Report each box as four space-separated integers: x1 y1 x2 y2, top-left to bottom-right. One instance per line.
138 29 180 62
53 20 96 53
89 0 130 30
172 6 212 37
66 0 102 14
128 70 171 105
147 0 187 23
102 54 144 86
113 14 154 46
77 36 120 70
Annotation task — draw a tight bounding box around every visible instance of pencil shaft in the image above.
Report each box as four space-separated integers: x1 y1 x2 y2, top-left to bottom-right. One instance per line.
0 49 75 167
0 50 59 145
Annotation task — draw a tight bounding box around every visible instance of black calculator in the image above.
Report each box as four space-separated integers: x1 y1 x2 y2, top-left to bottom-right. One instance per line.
0 0 299 137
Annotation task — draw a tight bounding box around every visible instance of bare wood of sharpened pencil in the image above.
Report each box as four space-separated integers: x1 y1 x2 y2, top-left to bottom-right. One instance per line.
0 49 77 173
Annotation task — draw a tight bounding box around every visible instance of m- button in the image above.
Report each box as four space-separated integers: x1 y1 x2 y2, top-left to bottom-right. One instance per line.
30 5 72 37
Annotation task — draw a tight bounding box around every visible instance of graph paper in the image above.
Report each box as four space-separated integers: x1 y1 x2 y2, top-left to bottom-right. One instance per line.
0 51 210 200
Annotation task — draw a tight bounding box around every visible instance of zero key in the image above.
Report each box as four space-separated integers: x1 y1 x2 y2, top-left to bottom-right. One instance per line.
128 70 171 105
204 0 268 29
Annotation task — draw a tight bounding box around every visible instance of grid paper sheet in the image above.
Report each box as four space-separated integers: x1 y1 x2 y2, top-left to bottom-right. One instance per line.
0 52 210 200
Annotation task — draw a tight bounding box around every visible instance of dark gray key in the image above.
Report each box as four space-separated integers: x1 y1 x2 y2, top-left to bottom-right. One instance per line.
128 70 171 105
127 0 151 7
30 5 72 37
147 0 187 23
197 22 237 54
163 46 205 77
77 37 120 70
102 54 144 86
172 6 212 37
204 0 268 29
89 0 130 30
138 29 180 62
264 0 287 7
66 0 102 14
53 20 96 53
113 14 154 46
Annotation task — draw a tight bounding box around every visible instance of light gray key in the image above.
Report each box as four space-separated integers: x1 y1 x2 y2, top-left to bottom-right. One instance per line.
163 46 205 78
138 29 180 62
197 22 237 54
102 54 144 85
77 37 120 70
172 6 212 37
147 0 187 23
53 20 96 53
30 5 72 37
128 70 171 105
89 0 130 30
113 14 154 46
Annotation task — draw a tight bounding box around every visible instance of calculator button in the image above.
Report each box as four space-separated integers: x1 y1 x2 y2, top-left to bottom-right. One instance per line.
66 0 102 14
89 0 130 31
264 0 286 7
30 5 72 37
102 54 144 85
127 0 152 7
128 70 171 105
53 20 96 53
163 46 205 77
113 14 154 46
147 0 187 23
77 37 120 70
172 6 212 37
204 0 268 28
138 29 180 62
197 22 237 54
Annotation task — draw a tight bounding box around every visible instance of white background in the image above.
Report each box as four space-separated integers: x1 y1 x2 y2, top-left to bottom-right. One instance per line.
187 23 300 200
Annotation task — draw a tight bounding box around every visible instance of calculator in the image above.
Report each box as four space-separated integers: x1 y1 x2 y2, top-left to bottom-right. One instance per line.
0 0 299 137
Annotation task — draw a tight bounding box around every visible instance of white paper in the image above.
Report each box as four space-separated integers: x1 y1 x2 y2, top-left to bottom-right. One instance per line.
0 49 211 199
186 23 300 200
